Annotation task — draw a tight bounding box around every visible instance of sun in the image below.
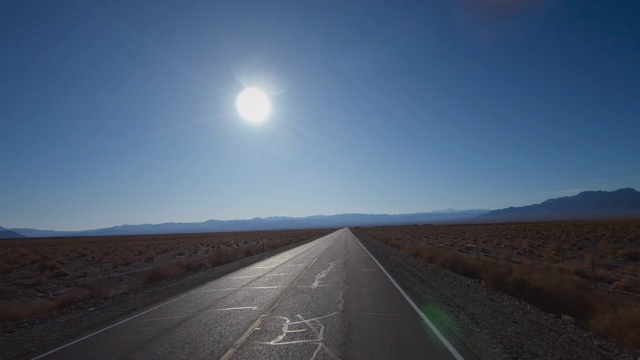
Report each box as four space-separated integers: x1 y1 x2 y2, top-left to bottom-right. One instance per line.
236 87 271 123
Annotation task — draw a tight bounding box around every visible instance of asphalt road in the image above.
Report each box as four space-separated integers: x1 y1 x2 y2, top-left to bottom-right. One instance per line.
34 228 474 360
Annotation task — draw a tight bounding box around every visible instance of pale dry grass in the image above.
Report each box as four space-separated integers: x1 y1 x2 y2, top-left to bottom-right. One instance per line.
358 219 640 351
0 228 332 322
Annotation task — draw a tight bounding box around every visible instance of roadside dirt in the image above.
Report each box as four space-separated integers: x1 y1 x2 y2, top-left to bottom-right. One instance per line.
0 235 321 360
352 229 639 360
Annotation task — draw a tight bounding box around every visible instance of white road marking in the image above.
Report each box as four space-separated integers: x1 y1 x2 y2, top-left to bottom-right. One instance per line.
229 273 289 279
246 286 285 289
353 231 465 360
198 286 284 292
32 231 336 360
220 257 320 360
133 307 259 322
31 289 200 360
198 288 237 292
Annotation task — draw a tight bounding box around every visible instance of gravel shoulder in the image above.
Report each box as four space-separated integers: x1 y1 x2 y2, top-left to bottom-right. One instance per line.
352 228 639 360
0 236 321 360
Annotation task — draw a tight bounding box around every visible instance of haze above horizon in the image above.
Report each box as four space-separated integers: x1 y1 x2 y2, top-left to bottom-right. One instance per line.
2 1 639 231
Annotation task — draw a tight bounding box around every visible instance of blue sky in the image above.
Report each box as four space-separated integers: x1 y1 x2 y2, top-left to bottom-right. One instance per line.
2 1 639 230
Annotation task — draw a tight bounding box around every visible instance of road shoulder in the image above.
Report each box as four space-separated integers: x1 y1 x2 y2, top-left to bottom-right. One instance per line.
351 228 637 360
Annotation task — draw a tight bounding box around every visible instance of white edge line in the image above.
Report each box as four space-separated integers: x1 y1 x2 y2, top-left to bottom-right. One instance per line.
31 289 199 360
352 231 465 360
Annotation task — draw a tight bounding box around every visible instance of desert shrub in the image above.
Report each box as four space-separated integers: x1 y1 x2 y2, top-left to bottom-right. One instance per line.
617 248 640 261
436 253 482 279
587 300 640 350
619 266 638 277
503 252 512 262
574 267 591 278
0 300 55 321
243 245 261 257
136 265 185 285
0 264 11 276
491 267 599 322
609 278 640 293
176 259 208 272
39 261 58 273
406 244 443 264
401 243 425 258
597 240 614 255
55 288 91 309
480 261 513 289
206 250 239 267
0 288 91 321
91 283 119 298
49 269 70 278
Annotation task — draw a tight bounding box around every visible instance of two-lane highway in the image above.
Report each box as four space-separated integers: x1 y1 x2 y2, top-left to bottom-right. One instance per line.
34 229 472 359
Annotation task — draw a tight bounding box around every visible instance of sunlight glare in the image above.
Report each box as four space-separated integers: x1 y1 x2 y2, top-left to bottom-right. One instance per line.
236 87 271 123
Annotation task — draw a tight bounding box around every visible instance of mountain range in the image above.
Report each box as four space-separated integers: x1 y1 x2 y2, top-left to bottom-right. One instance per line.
479 188 640 221
5 210 489 238
0 225 26 239
3 188 639 238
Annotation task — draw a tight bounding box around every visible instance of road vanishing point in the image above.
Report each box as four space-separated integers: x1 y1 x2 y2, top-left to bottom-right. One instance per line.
33 228 477 360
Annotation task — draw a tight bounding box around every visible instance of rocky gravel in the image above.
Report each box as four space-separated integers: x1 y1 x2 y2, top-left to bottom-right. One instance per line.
352 229 639 360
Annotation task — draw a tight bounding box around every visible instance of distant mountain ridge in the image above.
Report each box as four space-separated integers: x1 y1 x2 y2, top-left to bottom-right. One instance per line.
10 210 489 238
9 188 640 238
479 188 640 221
0 225 26 239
